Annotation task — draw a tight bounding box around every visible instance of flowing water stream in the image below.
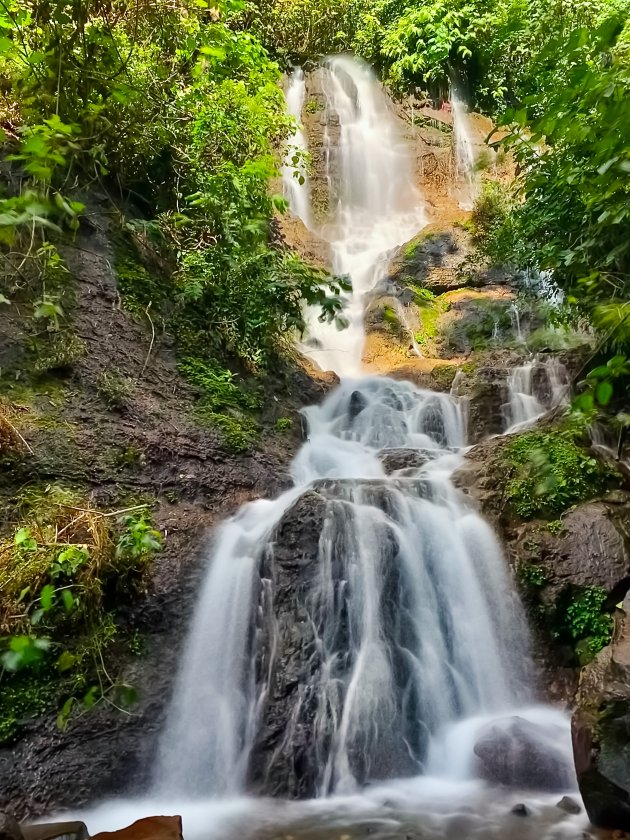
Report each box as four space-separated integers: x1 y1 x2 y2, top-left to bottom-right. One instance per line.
283 67 312 230
295 57 426 377
451 87 480 211
67 58 588 840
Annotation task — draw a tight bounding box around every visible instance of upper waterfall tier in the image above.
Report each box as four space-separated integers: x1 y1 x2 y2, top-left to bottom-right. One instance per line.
284 58 427 377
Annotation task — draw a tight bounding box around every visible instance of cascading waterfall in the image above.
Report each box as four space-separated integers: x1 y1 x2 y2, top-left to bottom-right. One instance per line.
156 376 537 800
504 355 570 432
295 57 426 376
282 68 312 228
71 57 584 840
451 87 480 211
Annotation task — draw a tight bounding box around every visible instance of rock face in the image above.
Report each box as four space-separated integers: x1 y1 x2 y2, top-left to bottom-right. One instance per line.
248 484 423 798
573 597 630 829
455 430 630 704
248 490 329 797
519 501 630 603
473 716 575 791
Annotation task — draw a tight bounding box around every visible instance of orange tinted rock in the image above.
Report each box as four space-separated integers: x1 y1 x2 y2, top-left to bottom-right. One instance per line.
92 816 183 840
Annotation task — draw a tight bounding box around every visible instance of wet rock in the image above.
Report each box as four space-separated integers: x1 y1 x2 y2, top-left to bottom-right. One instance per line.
248 489 329 798
530 502 630 603
249 487 422 798
460 366 509 442
511 804 530 817
22 823 88 840
572 596 630 830
386 229 466 295
0 814 22 840
349 389 367 419
380 448 430 474
92 816 183 840
556 796 582 815
474 716 575 791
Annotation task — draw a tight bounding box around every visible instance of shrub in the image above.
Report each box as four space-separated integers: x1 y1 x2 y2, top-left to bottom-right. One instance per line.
504 429 607 519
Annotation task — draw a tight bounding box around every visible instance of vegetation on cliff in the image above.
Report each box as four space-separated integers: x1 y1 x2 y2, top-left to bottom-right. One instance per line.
0 0 346 738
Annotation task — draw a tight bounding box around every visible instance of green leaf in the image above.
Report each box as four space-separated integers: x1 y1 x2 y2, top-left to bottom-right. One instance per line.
57 650 78 672
56 697 75 731
40 584 56 612
595 380 614 406
15 527 37 551
61 588 75 611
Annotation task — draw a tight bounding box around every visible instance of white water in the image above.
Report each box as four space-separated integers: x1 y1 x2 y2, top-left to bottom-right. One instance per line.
451 88 480 211
505 356 570 432
59 58 584 840
282 68 312 228
296 56 426 376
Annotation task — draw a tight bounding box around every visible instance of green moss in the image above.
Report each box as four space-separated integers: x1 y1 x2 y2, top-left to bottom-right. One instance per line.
517 562 547 589
503 429 608 519
430 364 458 390
274 417 293 431
0 671 58 745
195 406 258 453
305 99 323 114
547 518 565 535
382 305 406 339
414 294 450 349
403 240 420 260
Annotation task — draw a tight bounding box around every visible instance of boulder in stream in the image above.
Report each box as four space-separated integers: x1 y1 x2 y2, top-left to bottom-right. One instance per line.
473 716 575 791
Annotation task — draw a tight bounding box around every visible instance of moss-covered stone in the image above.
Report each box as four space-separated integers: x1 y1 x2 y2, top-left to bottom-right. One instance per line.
503 429 609 519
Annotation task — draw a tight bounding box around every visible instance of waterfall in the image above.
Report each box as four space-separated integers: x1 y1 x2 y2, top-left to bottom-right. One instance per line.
504 356 570 432
156 377 533 798
299 56 426 377
70 57 581 840
451 87 480 211
282 68 312 228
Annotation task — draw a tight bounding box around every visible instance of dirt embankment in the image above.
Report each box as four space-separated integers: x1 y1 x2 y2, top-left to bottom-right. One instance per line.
0 196 336 817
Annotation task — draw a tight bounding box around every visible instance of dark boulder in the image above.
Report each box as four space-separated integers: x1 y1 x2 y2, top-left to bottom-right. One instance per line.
247 490 329 798
556 796 581 815
22 824 88 840
572 597 630 830
379 448 430 474
248 485 425 798
473 716 575 791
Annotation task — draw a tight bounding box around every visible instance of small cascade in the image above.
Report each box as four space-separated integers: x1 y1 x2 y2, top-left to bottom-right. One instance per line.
451 87 480 211
282 67 312 228
504 356 571 432
300 57 426 376
155 491 301 796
